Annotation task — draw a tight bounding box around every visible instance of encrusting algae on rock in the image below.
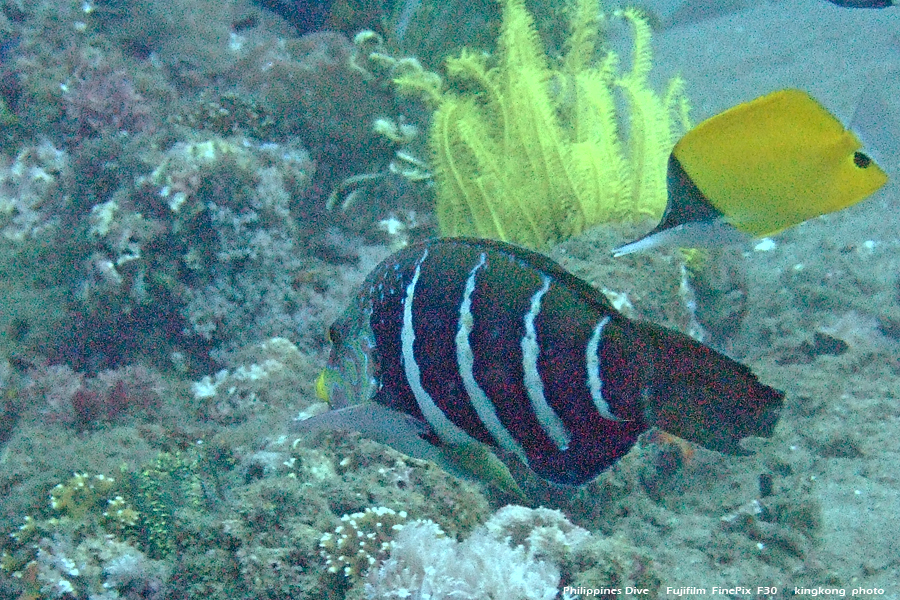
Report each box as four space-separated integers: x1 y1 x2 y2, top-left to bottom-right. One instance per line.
396 0 690 250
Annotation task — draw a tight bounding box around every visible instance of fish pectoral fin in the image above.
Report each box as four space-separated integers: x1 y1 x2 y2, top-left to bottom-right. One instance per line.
293 402 447 466
294 403 526 498
440 442 527 501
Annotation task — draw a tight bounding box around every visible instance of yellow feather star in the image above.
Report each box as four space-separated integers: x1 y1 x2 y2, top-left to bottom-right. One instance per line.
409 0 691 250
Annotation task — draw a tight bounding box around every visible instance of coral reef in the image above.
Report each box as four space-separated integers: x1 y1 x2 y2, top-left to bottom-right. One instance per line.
33 535 169 600
256 0 386 36
61 53 154 139
125 451 205 559
364 506 660 600
0 0 450 377
43 132 329 369
233 31 389 146
0 140 69 244
226 28 436 242
22 363 167 428
0 139 72 363
396 0 689 249
366 519 560 600
0 0 432 373
0 331 494 600
319 507 409 578
191 338 319 424
179 94 274 139
87 0 281 81
384 0 500 69
1 467 176 598
0 0 895 598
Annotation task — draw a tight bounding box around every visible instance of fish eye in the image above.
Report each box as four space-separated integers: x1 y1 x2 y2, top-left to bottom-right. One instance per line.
853 151 873 169
327 324 340 344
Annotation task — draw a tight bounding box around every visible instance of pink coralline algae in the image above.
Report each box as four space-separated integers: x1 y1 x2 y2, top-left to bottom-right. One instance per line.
23 363 166 428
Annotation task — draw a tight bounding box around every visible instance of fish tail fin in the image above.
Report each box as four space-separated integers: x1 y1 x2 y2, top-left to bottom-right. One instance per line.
633 321 783 454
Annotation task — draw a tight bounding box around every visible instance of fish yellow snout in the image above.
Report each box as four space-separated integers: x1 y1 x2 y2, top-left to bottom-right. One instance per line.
315 370 329 402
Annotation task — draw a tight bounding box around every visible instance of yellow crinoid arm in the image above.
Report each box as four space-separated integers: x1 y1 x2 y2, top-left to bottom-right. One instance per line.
614 8 691 221
429 0 689 250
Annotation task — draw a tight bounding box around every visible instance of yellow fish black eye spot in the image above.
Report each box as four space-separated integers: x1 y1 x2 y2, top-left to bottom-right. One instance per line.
853 151 873 169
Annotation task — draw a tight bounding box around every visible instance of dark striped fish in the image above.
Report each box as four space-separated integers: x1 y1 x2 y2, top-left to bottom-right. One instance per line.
302 238 783 487
823 0 894 7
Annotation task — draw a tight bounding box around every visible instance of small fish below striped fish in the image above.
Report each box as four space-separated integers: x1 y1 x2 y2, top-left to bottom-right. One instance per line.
297 238 783 490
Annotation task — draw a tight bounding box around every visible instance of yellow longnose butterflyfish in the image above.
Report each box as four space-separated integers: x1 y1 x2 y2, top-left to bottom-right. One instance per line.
613 89 890 256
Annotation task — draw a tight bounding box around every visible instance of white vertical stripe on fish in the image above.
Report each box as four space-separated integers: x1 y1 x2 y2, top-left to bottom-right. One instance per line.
455 253 528 461
521 275 571 451
586 315 618 421
401 249 475 446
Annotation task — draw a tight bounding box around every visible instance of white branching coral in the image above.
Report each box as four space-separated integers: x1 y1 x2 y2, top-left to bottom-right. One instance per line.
365 510 565 600
483 505 591 565
319 507 409 578
34 534 168 599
